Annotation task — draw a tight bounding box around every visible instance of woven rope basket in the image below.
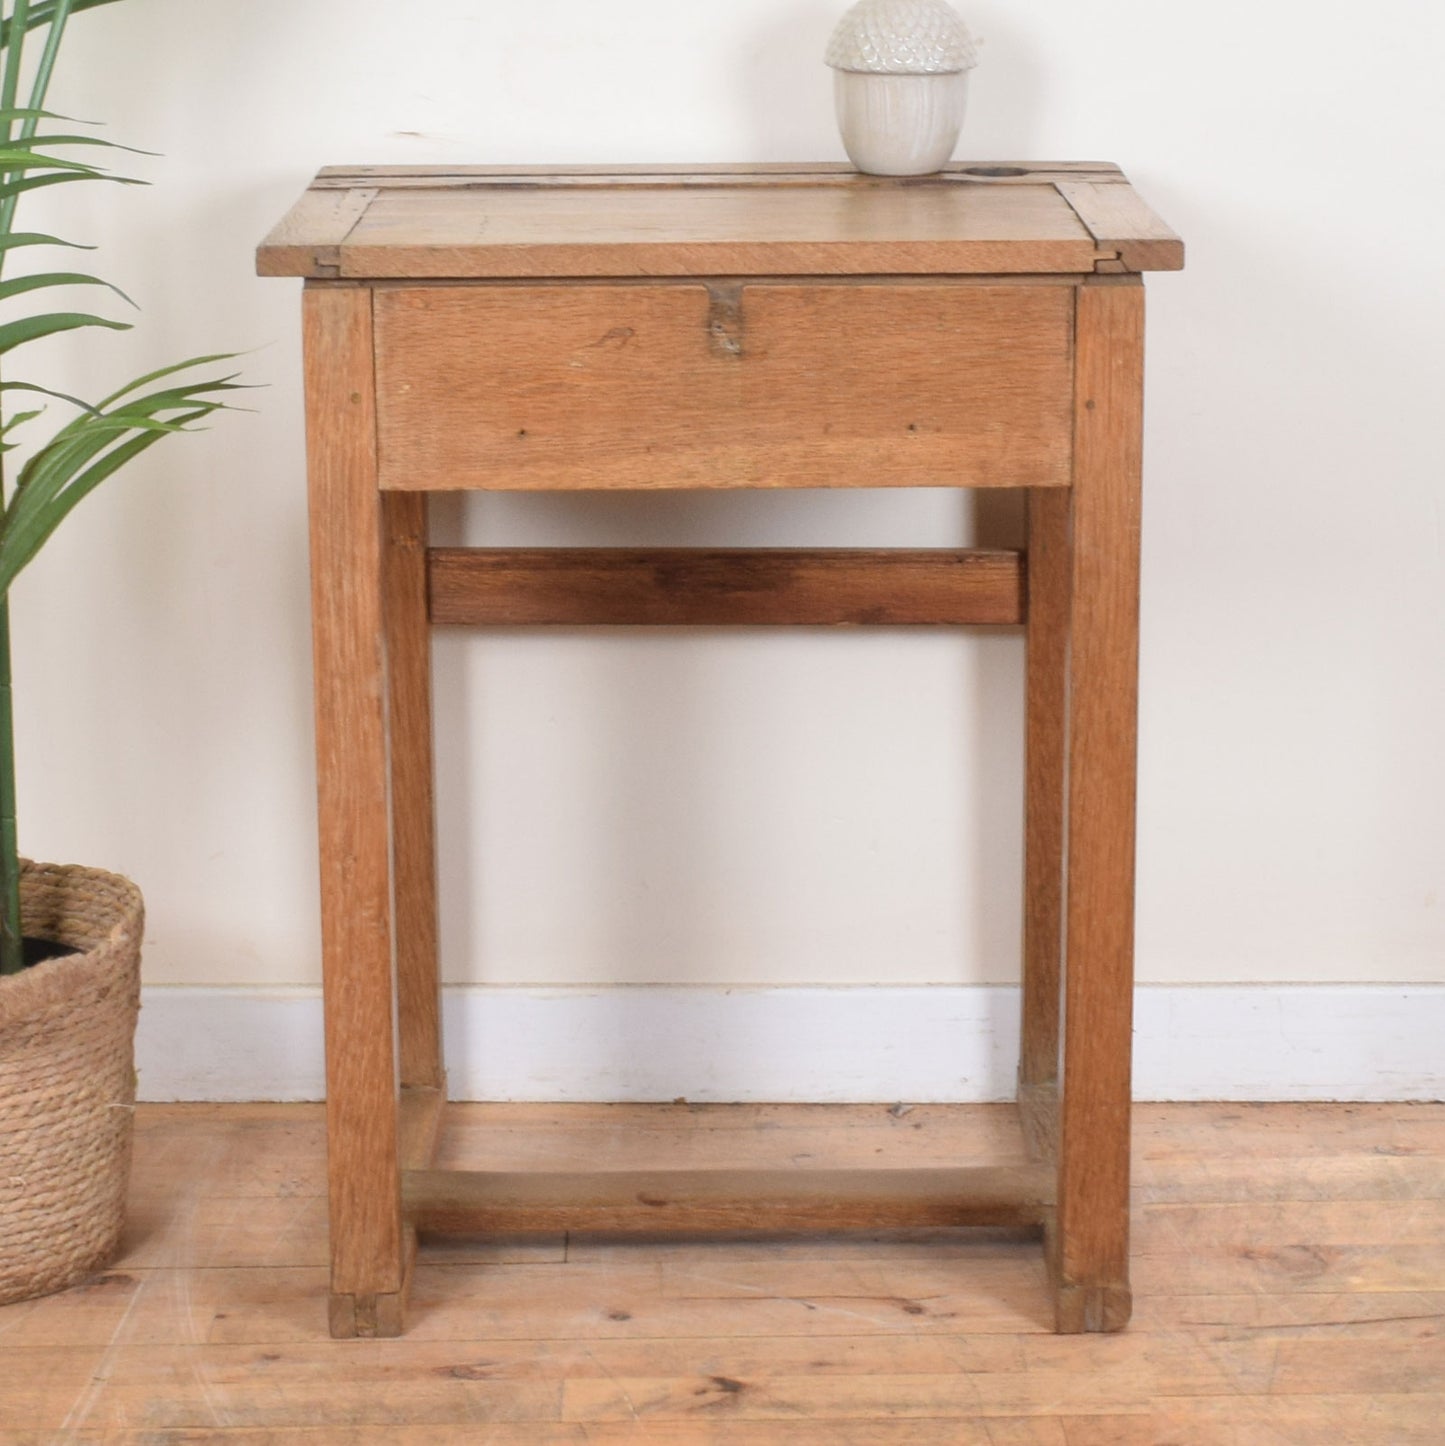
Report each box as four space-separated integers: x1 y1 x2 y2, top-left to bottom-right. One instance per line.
0 860 143 1305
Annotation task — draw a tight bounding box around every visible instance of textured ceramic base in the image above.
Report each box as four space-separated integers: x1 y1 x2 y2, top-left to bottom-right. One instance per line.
834 70 968 176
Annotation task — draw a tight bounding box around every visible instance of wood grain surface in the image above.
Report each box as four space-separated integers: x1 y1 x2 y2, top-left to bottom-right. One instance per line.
3 1101 1440 1441
427 548 1025 627
404 1164 1052 1234
373 283 1073 492
257 185 376 278
312 160 1127 185
1020 488 1071 1097
258 164 1183 279
340 181 1098 278
381 493 443 1093
1054 280 1146 1334
1054 179 1184 272
302 284 406 1338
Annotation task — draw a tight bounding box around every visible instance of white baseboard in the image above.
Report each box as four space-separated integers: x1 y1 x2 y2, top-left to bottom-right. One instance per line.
133 984 1445 1104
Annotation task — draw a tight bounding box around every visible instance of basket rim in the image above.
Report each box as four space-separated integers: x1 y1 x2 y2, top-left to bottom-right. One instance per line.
0 860 143 1031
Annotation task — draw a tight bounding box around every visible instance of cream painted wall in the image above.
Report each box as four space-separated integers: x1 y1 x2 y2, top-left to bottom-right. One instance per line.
9 0 1444 992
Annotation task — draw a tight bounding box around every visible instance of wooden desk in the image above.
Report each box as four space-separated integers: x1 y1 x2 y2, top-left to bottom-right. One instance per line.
258 162 1183 1339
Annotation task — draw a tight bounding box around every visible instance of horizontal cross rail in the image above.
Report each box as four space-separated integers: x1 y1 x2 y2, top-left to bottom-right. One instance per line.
404 1164 1052 1234
427 547 1025 627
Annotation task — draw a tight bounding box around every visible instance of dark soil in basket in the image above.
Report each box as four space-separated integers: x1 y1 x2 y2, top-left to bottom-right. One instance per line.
21 936 81 967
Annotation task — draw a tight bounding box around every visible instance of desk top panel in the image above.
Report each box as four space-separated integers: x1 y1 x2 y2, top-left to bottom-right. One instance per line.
257 163 1183 281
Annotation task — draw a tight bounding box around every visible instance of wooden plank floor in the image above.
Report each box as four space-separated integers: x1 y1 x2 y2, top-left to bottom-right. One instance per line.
1 1102 1442 1443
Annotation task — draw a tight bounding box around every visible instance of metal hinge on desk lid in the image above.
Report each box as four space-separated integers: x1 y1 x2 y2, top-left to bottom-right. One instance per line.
706 282 745 359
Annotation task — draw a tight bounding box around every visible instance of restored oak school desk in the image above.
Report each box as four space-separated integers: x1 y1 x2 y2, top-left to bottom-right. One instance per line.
258 162 1182 1339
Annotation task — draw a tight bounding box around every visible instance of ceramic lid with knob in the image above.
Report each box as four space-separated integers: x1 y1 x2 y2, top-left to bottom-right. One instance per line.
825 0 980 76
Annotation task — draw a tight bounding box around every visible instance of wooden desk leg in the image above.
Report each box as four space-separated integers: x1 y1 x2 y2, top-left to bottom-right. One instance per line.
1054 278 1144 1333
1020 487 1069 1162
303 284 407 1339
382 491 444 1097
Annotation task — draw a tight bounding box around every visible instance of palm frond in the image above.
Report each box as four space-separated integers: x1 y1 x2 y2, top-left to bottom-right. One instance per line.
0 270 131 306
0 0 117 50
0 369 236 591
0 168 140 204
0 378 95 411
0 309 128 354
0 230 93 252
0 0 238 977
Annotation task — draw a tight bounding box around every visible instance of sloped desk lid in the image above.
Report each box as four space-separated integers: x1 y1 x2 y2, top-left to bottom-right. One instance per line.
258 162 1183 281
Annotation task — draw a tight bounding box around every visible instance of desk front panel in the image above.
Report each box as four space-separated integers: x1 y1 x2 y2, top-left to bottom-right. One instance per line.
373 280 1075 492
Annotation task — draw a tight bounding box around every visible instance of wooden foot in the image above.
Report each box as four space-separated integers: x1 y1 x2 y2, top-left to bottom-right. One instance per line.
1042 1213 1132 1333
1055 1281 1133 1334
329 1289 407 1340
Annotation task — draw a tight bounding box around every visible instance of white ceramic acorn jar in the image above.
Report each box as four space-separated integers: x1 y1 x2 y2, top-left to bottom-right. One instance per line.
825 0 980 177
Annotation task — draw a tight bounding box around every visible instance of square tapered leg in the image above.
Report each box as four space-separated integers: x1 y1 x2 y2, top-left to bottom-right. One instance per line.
1052 278 1145 1333
303 283 407 1338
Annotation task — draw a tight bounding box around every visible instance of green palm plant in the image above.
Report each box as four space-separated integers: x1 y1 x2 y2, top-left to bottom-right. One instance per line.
0 0 238 977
